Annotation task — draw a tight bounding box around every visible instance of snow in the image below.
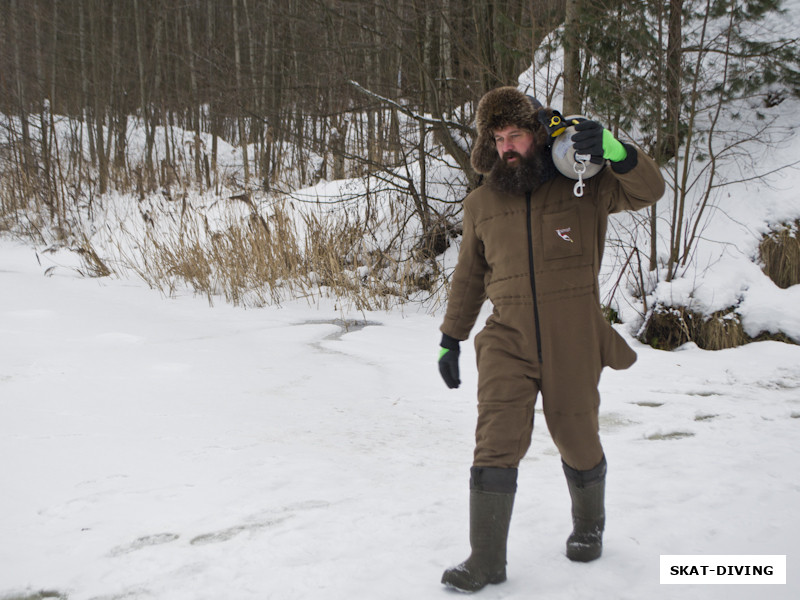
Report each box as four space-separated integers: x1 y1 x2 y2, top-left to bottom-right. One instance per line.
517 0 800 348
3 1 800 594
2 237 799 600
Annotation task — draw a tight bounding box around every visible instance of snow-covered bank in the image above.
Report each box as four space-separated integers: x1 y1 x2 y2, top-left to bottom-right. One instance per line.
1 240 798 599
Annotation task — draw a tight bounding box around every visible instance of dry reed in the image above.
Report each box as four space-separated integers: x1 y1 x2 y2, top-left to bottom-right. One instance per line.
638 304 793 351
759 220 800 289
114 195 440 311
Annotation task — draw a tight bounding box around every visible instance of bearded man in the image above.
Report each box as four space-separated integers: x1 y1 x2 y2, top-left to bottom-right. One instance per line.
437 86 665 592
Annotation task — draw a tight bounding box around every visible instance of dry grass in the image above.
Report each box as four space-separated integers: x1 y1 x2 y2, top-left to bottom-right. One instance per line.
639 305 695 350
117 196 442 311
638 304 794 351
129 201 300 306
697 309 749 350
74 235 114 278
760 220 800 289
639 305 748 351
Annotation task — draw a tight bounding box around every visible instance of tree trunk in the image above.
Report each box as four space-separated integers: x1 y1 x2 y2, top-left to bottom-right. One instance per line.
440 0 454 113
134 0 155 187
184 3 202 186
12 0 32 178
89 2 109 194
111 2 128 176
261 4 274 189
232 0 250 185
664 0 683 161
33 5 51 203
206 0 218 189
78 0 97 167
50 0 65 227
244 0 262 183
473 1 497 93
563 0 582 115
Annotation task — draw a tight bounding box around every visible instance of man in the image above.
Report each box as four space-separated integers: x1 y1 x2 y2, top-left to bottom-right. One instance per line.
437 86 665 592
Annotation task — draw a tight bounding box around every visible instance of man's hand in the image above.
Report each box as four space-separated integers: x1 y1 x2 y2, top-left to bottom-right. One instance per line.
572 120 628 165
438 334 461 389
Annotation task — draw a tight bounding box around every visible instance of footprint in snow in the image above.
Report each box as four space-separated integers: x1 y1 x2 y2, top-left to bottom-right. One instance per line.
644 431 695 441
190 516 288 546
188 502 327 546
0 591 67 600
108 532 180 557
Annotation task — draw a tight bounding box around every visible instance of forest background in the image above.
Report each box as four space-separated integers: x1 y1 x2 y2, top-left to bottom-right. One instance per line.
2 0 800 349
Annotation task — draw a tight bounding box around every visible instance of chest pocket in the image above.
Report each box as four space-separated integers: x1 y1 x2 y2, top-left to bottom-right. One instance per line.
541 207 583 261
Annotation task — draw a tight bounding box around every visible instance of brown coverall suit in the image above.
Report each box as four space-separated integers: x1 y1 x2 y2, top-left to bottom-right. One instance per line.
440 152 665 471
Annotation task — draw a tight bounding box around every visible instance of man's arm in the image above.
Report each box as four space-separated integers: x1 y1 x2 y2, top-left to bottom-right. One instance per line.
572 120 666 214
603 145 665 214
440 200 489 341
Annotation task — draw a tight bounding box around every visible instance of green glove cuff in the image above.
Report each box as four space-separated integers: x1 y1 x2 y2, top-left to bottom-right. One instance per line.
602 129 627 162
438 347 450 360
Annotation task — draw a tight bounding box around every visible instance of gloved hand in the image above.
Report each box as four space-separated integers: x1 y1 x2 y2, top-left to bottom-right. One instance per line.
572 120 628 165
438 333 461 389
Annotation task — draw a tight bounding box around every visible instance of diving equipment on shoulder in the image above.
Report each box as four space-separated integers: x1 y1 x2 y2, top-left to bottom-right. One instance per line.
526 96 603 194
551 115 604 183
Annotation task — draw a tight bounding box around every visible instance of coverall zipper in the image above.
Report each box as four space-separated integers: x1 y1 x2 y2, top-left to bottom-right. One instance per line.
525 192 543 364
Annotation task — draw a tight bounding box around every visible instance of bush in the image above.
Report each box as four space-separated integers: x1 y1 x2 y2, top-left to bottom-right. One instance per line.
638 303 796 351
760 220 800 289
639 305 747 351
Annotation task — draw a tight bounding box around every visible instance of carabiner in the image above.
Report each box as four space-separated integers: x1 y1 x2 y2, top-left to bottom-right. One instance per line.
573 153 590 198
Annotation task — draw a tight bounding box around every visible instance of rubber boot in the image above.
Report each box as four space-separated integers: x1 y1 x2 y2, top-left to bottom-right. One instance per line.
441 466 517 592
563 456 606 562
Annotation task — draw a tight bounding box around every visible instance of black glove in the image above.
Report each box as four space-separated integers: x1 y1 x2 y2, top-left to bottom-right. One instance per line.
438 333 461 389
571 119 605 165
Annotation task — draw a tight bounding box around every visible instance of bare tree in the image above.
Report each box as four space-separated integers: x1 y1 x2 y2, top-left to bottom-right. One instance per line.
562 0 582 114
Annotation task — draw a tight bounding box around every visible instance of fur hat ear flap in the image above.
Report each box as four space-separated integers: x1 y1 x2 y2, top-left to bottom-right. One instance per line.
470 129 501 174
470 86 544 175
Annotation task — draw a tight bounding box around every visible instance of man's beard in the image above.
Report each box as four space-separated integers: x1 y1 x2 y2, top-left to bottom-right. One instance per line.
487 144 556 196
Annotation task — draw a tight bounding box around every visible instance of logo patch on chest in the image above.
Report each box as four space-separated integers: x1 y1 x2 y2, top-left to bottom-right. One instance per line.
556 227 574 243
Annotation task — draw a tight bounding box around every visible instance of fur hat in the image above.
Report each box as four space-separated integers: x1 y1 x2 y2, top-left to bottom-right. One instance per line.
471 86 548 175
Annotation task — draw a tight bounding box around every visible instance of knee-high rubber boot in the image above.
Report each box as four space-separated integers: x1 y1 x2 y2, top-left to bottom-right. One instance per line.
563 456 606 562
441 466 517 592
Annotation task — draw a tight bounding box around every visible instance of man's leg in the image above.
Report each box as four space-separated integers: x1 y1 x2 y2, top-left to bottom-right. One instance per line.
562 455 606 562
441 364 539 591
543 406 607 562
441 467 517 592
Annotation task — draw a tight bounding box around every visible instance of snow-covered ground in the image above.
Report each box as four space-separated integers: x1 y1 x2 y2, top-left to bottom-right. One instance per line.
1 239 798 599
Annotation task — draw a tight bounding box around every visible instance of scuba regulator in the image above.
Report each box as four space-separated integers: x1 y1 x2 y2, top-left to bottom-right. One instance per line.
544 111 603 197
526 96 603 197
